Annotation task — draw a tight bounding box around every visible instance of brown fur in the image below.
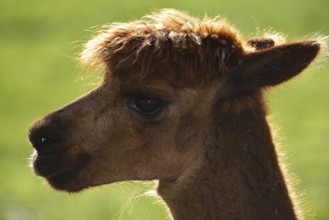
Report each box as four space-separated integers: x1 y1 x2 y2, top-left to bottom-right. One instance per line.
29 9 325 220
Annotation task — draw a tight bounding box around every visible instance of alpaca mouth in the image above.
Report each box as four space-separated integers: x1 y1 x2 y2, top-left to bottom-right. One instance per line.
31 151 92 191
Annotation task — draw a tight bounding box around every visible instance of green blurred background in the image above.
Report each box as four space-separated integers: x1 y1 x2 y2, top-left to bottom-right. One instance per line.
1 0 328 219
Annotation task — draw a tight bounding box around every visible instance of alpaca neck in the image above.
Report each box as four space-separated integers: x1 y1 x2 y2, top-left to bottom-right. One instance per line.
158 109 297 220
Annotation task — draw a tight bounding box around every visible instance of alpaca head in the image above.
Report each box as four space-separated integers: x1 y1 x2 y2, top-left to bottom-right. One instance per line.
28 9 322 192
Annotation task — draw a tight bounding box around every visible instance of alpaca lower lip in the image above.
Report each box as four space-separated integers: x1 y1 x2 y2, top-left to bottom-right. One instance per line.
46 153 92 192
32 153 69 178
31 152 92 179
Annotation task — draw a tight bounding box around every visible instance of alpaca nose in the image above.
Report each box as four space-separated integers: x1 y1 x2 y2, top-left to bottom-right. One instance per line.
29 131 60 152
29 116 65 153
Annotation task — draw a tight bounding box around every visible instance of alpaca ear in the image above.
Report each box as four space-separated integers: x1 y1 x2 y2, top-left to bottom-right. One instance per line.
232 41 321 88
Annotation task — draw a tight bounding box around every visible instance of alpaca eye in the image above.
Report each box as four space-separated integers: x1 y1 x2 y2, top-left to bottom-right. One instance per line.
127 96 165 115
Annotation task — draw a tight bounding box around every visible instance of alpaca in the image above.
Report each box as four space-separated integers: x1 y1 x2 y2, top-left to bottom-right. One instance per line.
28 9 325 220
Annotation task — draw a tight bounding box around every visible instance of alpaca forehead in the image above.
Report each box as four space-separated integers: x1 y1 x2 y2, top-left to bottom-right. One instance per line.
111 72 218 108
118 76 178 98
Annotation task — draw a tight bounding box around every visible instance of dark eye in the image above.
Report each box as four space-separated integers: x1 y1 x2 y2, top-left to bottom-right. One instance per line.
127 96 165 115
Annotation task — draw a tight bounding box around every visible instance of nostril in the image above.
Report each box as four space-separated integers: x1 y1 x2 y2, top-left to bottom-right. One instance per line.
29 130 61 152
29 114 67 153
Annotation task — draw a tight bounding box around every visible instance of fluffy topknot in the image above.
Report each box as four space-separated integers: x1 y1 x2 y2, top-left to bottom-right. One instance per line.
80 9 251 82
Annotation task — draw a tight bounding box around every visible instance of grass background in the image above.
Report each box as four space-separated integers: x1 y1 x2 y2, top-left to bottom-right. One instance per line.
0 0 328 219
